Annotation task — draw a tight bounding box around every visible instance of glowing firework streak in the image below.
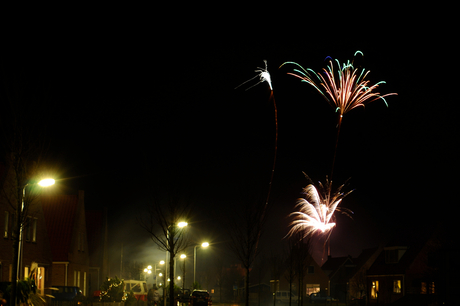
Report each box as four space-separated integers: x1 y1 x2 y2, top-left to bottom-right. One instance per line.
280 52 397 178
235 60 277 209
288 177 353 239
235 60 278 253
235 60 273 91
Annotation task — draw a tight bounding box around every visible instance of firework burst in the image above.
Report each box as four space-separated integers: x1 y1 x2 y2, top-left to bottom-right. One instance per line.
281 51 396 118
287 177 353 239
280 51 397 178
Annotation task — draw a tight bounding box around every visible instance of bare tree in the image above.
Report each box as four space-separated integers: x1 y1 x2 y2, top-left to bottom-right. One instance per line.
1 59 50 306
227 198 265 306
284 237 297 306
212 260 225 303
139 195 191 306
292 233 312 306
270 253 283 306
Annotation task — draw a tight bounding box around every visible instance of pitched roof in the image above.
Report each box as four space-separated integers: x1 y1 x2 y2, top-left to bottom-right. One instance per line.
366 224 437 276
41 194 78 261
322 256 352 271
321 255 354 280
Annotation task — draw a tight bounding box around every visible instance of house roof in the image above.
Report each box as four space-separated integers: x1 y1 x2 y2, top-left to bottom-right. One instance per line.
353 247 380 269
41 194 79 261
322 256 352 271
366 224 438 276
321 255 354 280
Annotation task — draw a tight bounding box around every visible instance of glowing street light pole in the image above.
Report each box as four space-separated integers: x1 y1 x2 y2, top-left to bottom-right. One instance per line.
15 178 55 306
159 260 166 306
180 254 186 294
193 242 209 286
18 178 55 278
144 265 152 281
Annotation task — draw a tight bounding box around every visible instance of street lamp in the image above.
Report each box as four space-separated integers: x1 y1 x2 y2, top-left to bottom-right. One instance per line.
159 260 166 306
14 178 55 306
193 242 209 285
144 265 152 281
180 254 186 294
165 222 188 281
178 221 188 228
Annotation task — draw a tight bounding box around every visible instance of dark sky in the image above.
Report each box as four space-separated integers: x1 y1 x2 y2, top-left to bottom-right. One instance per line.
2 9 458 275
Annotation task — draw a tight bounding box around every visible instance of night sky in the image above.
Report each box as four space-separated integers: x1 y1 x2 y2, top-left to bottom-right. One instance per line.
2 9 458 279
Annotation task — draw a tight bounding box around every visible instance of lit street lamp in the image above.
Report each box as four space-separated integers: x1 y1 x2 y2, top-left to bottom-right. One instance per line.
159 260 166 306
144 265 152 281
193 242 209 285
14 178 55 306
180 254 186 294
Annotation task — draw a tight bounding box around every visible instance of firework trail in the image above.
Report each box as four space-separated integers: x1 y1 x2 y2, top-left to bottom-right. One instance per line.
235 60 277 210
280 51 397 179
287 176 353 244
235 60 278 252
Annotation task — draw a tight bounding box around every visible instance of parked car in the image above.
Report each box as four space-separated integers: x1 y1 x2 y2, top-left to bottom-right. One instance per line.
274 291 298 304
51 286 83 301
309 292 336 303
191 290 211 306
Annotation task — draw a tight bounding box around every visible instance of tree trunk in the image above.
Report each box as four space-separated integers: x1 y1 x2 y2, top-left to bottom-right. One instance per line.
169 252 175 306
245 267 250 306
10 187 23 306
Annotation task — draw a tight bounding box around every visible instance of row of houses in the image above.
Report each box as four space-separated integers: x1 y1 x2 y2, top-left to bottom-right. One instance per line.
262 222 457 305
0 163 108 299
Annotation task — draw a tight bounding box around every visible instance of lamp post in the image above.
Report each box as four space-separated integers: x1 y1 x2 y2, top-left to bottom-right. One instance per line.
193 242 209 286
14 178 55 306
159 260 166 306
144 265 152 281
165 222 188 299
180 254 186 294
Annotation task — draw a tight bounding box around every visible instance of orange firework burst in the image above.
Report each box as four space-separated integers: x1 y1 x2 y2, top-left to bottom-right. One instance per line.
288 177 353 239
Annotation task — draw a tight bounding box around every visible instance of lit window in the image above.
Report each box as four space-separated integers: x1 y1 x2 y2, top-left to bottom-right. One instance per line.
25 216 31 241
429 282 435 294
32 218 37 242
4 212 9 238
306 284 320 296
370 281 379 299
11 213 16 239
421 282 427 294
393 280 401 293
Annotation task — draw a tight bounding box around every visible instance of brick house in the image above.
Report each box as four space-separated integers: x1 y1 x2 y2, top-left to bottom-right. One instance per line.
0 163 53 296
366 224 450 305
85 208 109 296
321 255 354 301
322 247 382 302
275 254 330 298
41 190 90 295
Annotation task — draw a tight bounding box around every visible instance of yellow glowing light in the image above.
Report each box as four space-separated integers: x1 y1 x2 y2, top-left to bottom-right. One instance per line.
202 242 209 248
38 178 55 187
178 222 188 228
